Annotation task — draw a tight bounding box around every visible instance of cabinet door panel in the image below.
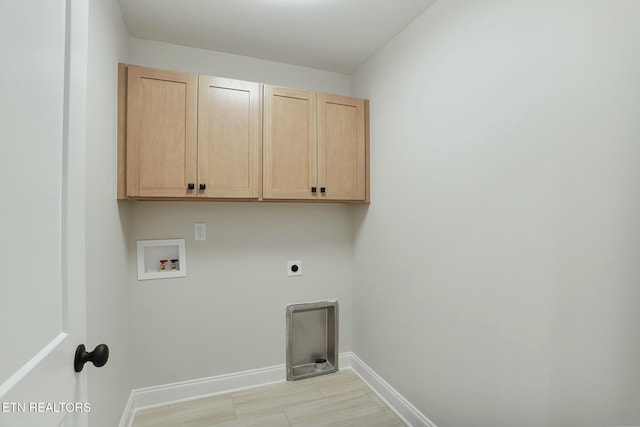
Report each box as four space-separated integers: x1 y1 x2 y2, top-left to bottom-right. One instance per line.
127 66 197 198
318 94 366 201
198 77 261 198
263 86 317 200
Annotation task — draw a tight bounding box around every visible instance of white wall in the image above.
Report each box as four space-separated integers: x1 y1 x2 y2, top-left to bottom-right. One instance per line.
128 203 352 387
351 1 640 426
128 37 351 94
85 0 130 425
126 39 354 388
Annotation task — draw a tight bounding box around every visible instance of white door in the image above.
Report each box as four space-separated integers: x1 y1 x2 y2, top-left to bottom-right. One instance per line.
0 0 90 426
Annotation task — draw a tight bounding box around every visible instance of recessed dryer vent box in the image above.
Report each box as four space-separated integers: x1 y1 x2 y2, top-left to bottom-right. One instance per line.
286 300 338 381
136 239 187 281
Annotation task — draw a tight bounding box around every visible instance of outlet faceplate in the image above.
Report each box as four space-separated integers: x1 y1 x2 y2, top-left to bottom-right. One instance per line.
195 223 206 241
287 260 302 276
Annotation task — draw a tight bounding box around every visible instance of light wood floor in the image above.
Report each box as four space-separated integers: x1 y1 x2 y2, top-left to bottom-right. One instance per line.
131 370 407 427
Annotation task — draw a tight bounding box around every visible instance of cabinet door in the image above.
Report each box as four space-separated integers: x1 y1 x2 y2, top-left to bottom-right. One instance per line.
318 94 366 201
126 66 197 198
198 76 261 199
263 85 317 200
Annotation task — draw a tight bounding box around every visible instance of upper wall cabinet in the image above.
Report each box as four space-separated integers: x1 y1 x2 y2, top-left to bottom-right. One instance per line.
198 76 261 199
318 93 367 201
118 64 369 203
119 65 262 200
125 65 198 198
263 86 318 200
263 85 369 202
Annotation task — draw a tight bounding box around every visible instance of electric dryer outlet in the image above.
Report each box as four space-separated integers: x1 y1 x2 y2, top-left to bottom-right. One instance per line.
287 260 302 276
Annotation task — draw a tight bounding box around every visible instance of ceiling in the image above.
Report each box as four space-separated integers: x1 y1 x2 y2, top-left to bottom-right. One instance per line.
117 0 437 74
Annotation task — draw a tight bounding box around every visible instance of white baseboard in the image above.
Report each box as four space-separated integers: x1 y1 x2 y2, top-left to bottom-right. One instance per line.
347 352 437 427
118 352 434 427
118 362 285 427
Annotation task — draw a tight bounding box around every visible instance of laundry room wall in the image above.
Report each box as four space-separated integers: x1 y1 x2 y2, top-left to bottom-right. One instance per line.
85 0 131 425
351 1 640 426
126 38 354 388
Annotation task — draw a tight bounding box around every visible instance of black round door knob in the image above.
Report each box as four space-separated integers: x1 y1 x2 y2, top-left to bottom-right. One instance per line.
74 344 109 372
187 183 195 190
199 183 206 190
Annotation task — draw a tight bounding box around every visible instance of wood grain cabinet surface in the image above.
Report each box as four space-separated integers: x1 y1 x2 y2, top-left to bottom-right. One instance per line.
198 76 262 199
318 93 367 201
264 86 369 202
263 85 318 200
124 65 198 198
118 64 369 203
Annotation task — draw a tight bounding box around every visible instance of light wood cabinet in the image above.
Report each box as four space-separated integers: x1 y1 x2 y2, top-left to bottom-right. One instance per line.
119 64 369 203
318 93 367 201
119 65 262 200
264 86 369 202
198 76 261 199
124 65 198 198
263 86 317 200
